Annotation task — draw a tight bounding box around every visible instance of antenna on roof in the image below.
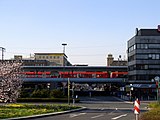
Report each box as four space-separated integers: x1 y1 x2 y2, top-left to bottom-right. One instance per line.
135 28 138 36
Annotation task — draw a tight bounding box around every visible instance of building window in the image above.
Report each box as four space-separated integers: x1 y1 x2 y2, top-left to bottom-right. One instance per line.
128 55 135 62
148 44 160 49
149 65 160 69
144 65 148 69
50 56 52 59
137 44 140 49
128 44 136 53
136 64 148 70
148 54 160 59
156 54 159 59
152 54 156 59
148 54 152 59
137 44 148 49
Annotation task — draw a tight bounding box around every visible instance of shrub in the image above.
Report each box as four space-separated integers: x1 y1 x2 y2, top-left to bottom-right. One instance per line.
17 98 80 103
140 108 160 120
148 102 160 108
49 89 65 98
20 88 34 98
30 89 50 98
140 102 160 120
20 88 65 98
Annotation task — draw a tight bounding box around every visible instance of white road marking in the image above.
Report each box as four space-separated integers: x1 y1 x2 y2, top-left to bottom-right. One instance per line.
69 113 86 118
91 114 104 119
112 114 127 120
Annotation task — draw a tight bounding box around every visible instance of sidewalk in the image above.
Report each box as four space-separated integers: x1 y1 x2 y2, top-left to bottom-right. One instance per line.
118 95 156 103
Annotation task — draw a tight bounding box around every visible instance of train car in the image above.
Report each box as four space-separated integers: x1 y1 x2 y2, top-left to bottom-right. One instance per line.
110 71 128 78
23 71 127 79
24 71 52 78
59 71 109 78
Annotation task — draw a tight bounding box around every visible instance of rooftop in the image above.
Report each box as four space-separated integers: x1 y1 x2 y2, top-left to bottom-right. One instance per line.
137 29 160 36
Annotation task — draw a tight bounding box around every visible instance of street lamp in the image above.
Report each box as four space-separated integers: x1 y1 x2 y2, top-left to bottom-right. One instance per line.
0 47 6 60
130 84 133 101
62 43 69 104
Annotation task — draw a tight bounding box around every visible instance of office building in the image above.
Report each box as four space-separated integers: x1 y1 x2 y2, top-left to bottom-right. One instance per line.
128 28 160 82
34 53 72 66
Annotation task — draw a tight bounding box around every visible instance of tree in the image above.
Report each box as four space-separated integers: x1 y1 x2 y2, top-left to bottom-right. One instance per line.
0 61 23 103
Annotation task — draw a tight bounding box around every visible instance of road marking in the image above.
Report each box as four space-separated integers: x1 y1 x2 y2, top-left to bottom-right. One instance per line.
69 113 86 118
112 114 127 120
91 114 104 119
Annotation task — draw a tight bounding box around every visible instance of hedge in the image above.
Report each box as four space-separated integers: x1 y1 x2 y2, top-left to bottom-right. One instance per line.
17 98 80 103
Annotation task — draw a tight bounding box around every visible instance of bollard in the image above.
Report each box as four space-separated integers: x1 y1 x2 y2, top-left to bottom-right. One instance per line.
134 98 140 120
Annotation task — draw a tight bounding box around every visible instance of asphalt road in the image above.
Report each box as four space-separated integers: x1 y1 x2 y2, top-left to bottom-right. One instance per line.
28 96 149 120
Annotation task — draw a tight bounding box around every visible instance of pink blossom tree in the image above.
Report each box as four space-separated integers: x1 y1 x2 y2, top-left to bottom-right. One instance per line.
0 61 23 103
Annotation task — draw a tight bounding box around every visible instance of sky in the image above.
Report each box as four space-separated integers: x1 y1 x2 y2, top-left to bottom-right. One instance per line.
0 0 160 66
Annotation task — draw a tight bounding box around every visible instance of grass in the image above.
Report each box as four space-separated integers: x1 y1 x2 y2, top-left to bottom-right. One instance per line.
140 102 160 120
0 103 80 119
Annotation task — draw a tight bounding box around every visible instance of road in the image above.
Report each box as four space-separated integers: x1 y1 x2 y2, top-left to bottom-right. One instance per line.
29 96 148 120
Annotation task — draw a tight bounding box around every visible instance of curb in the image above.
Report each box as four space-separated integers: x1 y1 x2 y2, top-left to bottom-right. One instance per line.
4 107 87 120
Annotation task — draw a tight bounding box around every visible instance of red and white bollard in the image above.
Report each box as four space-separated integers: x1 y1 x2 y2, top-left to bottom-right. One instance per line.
134 98 140 120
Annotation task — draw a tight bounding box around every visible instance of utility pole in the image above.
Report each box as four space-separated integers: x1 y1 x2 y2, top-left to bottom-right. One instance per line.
0 47 5 60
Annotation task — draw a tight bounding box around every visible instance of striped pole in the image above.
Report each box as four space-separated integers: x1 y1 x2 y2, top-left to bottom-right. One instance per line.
134 98 140 120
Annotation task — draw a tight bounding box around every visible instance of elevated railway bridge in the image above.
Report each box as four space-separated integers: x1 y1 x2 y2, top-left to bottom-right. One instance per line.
21 66 128 96
21 66 157 99
22 66 127 83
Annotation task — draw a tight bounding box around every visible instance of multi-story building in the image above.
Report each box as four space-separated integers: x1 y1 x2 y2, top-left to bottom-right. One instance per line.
13 55 50 66
107 54 127 66
128 28 160 83
34 53 72 66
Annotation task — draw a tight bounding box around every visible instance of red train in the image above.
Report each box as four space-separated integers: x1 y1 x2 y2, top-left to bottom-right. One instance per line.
23 71 128 78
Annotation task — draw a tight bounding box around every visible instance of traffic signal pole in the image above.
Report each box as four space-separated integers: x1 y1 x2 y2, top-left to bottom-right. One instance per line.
68 78 70 105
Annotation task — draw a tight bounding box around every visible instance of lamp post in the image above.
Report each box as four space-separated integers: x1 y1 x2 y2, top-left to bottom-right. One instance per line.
130 84 133 101
68 78 70 105
0 47 5 60
72 82 75 106
62 43 69 104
